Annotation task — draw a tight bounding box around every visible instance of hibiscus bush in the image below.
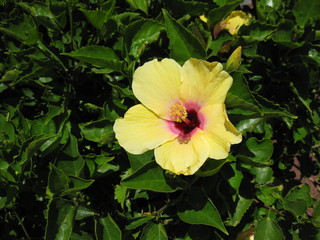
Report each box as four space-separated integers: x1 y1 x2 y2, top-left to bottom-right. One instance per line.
0 0 319 239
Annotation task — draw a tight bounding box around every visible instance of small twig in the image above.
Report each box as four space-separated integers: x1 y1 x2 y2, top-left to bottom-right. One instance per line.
14 210 31 240
253 198 285 216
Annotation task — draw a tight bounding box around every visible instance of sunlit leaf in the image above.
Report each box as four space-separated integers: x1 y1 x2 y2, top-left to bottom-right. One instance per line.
140 222 168 240
162 9 206 63
62 46 122 72
254 218 284 240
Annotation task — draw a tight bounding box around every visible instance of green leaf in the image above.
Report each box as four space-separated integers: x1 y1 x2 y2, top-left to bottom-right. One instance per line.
80 119 114 145
47 164 69 196
0 14 39 45
15 134 57 170
125 216 154 230
75 206 95 220
127 150 154 172
45 198 77 240
255 0 281 24
121 161 187 193
283 184 311 218
293 127 307 143
62 45 122 72
228 195 253 227
114 185 127 209
162 9 206 64
312 201 320 228
207 32 234 57
140 222 168 240
0 69 22 83
56 134 85 177
254 218 284 240
256 186 277 206
80 0 115 29
196 158 228 177
238 137 274 166
17 2 61 31
251 167 273 184
126 0 149 15
272 20 295 43
0 115 15 142
31 118 57 136
177 187 228 235
61 176 94 196
293 0 320 27
240 21 276 41
95 215 122 240
124 19 164 58
226 163 243 193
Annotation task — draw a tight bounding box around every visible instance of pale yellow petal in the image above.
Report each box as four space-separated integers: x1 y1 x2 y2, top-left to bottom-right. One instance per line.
200 104 242 158
204 131 231 159
132 58 182 119
201 104 242 143
223 105 242 144
180 59 232 106
113 104 177 154
154 130 210 175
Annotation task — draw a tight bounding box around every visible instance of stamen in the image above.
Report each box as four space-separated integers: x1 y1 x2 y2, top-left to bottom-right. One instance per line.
170 102 187 122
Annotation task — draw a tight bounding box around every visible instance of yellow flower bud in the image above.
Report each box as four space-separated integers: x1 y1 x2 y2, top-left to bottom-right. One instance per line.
226 46 242 71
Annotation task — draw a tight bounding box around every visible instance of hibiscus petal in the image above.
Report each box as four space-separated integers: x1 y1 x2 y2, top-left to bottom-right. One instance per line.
200 104 242 158
204 132 231 159
154 130 210 175
132 58 182 120
223 106 242 144
113 104 177 154
180 58 232 105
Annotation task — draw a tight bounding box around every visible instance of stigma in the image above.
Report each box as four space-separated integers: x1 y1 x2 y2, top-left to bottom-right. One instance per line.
170 102 187 122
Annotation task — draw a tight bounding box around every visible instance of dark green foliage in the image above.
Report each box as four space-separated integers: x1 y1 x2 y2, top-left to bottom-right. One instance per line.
0 0 319 239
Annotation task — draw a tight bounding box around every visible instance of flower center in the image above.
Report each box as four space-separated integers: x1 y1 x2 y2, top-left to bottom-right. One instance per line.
169 102 202 144
170 102 187 122
174 109 200 136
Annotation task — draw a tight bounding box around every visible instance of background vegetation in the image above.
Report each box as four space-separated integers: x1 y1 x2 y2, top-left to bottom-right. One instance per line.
0 0 319 239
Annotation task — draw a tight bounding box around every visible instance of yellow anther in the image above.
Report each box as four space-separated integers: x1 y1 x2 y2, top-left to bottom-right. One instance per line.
169 102 187 122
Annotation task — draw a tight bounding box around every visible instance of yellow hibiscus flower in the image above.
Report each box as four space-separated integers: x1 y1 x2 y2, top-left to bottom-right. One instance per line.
214 11 250 38
113 58 242 175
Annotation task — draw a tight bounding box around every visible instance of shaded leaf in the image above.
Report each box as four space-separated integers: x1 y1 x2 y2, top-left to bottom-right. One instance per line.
121 161 187 193
127 150 154 172
293 0 320 27
95 215 122 240
45 198 77 240
177 187 228 235
196 158 228 177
